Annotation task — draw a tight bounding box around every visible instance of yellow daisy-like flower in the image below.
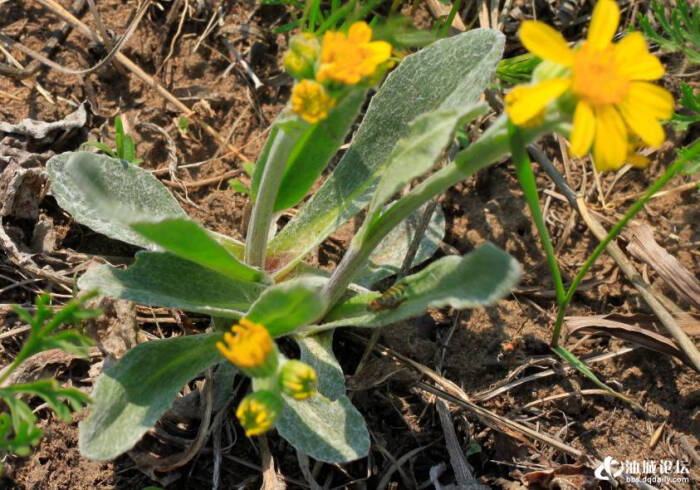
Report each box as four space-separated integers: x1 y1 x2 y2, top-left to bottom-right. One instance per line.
316 21 392 85
236 390 283 437
279 360 318 400
217 319 277 377
506 0 673 171
291 79 336 124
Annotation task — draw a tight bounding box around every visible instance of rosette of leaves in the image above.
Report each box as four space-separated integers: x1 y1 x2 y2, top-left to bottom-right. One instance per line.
47 29 526 463
0 294 99 472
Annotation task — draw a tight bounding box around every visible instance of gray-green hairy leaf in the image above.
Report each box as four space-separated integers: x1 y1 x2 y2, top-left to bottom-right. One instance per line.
321 242 521 328
79 334 221 460
47 152 185 249
355 204 446 288
79 252 265 318
131 218 266 283
246 276 328 337
274 90 367 212
368 103 487 219
268 29 505 275
295 331 345 400
276 393 369 463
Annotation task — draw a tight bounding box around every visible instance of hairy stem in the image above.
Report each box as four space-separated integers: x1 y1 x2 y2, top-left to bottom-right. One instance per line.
245 128 301 267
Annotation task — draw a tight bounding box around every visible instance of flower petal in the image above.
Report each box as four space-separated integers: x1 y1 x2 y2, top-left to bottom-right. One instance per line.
593 105 627 171
348 21 372 44
627 153 650 168
519 21 574 66
624 82 674 119
618 102 666 147
505 78 571 126
615 33 664 80
570 101 595 157
365 40 392 64
588 0 620 51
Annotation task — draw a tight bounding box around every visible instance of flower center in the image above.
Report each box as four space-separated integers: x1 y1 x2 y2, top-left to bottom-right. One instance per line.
572 42 629 106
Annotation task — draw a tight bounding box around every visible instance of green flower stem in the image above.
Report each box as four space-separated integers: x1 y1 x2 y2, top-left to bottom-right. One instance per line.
551 139 700 346
322 114 561 307
245 126 302 268
509 123 566 305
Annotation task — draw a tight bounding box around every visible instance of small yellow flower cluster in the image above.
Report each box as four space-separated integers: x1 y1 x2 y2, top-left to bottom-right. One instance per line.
286 22 392 123
217 319 319 436
506 0 673 172
217 318 277 377
236 391 282 437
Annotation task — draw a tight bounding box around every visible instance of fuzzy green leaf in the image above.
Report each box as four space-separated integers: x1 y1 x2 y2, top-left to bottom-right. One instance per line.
295 331 345 400
276 393 369 463
79 333 221 460
79 252 265 318
246 276 328 337
47 152 186 250
368 103 487 219
273 90 367 212
319 242 521 329
131 218 266 283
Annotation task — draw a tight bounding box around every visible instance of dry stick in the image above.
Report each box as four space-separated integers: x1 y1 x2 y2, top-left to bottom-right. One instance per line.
345 334 584 458
35 0 247 161
577 198 700 371
472 347 636 402
0 0 86 79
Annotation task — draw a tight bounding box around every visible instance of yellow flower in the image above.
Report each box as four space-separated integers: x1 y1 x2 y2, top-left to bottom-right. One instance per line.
291 80 336 123
506 0 673 171
236 391 283 437
217 319 277 377
279 360 317 400
316 21 392 85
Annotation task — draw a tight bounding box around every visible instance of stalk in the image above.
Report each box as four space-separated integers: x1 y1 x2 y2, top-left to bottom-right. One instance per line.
245 128 301 268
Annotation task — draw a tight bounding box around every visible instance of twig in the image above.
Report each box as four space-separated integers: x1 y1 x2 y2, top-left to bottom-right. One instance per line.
353 335 585 459
0 0 149 77
34 0 247 160
473 347 636 402
0 0 86 79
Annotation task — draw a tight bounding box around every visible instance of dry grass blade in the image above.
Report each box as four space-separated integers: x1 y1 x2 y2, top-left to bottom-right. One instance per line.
34 0 247 160
626 223 700 310
566 313 694 367
577 197 700 371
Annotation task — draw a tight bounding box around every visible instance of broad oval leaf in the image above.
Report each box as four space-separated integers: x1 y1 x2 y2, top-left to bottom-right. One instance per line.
276 393 369 463
79 333 221 460
79 252 266 318
295 331 345 400
47 152 186 250
246 276 328 337
131 218 266 283
317 242 521 329
267 29 505 275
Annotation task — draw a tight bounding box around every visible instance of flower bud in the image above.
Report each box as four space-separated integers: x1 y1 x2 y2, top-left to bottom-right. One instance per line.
279 360 317 400
217 319 278 378
236 390 283 437
284 33 320 80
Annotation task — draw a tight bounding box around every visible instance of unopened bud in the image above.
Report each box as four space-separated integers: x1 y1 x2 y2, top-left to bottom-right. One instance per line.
279 360 317 400
236 390 283 437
